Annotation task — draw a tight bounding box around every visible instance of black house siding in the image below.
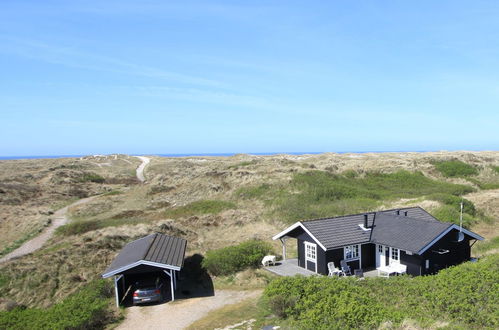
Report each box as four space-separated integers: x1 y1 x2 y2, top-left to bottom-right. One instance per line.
420 229 472 274
361 244 375 269
400 251 423 276
294 230 326 274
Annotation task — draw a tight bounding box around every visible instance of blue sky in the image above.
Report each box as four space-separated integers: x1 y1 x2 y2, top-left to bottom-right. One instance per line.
1 1 498 156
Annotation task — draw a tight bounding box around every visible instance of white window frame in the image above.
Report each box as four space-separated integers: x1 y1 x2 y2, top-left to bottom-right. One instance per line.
304 241 317 273
343 244 360 261
305 242 317 262
390 247 400 264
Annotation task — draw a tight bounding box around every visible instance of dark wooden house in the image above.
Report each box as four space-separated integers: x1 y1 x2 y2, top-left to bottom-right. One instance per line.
273 207 483 276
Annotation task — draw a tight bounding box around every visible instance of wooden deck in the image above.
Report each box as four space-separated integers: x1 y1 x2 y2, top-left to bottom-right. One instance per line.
264 258 316 277
264 260 381 278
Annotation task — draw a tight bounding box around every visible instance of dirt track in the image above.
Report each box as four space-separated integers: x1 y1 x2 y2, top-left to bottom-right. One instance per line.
0 196 98 263
134 156 150 182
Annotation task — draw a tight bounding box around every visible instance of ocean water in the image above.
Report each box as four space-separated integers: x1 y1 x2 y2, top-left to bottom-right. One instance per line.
0 151 422 160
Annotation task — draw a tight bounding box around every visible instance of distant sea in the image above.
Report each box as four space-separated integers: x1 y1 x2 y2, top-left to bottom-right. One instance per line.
0 151 425 160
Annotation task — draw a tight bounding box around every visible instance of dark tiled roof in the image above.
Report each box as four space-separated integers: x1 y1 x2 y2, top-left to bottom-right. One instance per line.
302 213 374 249
299 207 448 252
370 213 452 253
103 233 187 277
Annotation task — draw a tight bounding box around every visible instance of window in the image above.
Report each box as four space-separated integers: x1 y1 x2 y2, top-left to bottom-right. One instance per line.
378 245 383 253
391 248 400 261
305 242 316 261
344 244 360 260
425 259 430 269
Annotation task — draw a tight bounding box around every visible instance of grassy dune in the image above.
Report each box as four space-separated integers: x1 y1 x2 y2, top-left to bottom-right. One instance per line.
0 152 498 328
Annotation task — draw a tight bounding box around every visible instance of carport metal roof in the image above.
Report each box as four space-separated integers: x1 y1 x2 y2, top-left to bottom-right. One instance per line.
102 233 187 278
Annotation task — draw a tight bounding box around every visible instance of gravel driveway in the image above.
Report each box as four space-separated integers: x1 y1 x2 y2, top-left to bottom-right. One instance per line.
116 290 261 330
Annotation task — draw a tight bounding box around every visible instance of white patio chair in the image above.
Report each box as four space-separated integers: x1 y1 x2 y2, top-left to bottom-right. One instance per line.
328 262 341 276
261 255 276 267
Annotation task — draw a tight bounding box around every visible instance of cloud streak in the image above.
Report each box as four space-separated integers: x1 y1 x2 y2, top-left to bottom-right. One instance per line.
0 36 224 88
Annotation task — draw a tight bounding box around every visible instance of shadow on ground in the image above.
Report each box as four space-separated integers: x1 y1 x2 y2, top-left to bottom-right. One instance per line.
177 254 214 299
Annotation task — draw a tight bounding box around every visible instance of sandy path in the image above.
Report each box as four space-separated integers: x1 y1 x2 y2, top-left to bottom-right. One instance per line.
134 156 150 182
117 290 261 330
0 196 98 263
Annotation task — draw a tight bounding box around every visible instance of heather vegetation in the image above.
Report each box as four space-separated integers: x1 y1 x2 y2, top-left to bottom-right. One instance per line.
264 255 499 329
164 200 237 219
433 160 478 178
238 170 475 223
0 280 119 330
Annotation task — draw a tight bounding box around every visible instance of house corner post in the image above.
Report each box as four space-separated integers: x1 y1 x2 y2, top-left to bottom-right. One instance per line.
280 238 286 260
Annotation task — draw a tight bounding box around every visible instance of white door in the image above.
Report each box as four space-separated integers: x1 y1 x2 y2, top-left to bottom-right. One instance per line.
376 244 386 267
304 241 317 273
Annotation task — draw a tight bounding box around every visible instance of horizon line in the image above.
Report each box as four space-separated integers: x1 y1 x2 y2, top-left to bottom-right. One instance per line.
0 149 495 160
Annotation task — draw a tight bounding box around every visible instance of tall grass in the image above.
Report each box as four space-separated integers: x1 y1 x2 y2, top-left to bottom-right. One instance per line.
164 200 236 219
433 160 478 177
238 170 475 223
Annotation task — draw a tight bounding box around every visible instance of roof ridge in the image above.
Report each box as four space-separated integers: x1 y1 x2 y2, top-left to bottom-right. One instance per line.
141 233 158 261
301 206 422 224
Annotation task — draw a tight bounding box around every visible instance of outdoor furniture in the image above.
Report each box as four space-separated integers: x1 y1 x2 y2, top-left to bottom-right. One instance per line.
340 260 352 276
262 255 277 267
327 262 342 276
354 269 364 278
377 264 407 278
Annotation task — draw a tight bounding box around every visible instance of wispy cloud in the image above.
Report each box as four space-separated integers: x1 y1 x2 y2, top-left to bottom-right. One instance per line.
0 36 224 88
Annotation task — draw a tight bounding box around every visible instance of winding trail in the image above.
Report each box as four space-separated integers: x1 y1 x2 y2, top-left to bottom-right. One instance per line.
0 156 150 264
134 156 150 183
0 195 98 263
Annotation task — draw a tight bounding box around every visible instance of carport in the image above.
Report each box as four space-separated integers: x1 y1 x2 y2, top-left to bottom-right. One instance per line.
102 233 187 307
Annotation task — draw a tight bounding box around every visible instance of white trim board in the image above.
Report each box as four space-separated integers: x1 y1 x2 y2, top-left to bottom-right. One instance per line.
272 221 327 251
417 224 484 255
102 260 181 278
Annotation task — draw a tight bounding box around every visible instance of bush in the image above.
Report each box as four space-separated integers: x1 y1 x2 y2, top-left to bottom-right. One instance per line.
264 255 499 329
80 172 106 183
56 220 100 236
428 193 476 215
0 280 115 329
434 160 478 177
432 205 475 228
164 200 236 219
202 240 273 276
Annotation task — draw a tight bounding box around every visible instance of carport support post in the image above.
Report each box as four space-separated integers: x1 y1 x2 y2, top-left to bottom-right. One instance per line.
280 237 287 260
164 270 174 301
114 275 123 307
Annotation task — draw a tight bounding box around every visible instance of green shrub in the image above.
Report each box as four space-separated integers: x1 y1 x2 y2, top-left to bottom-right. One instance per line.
164 200 236 219
434 160 478 177
0 280 115 329
235 184 274 199
56 220 100 236
264 255 499 329
432 205 475 228
0 274 9 289
202 240 273 276
80 172 106 183
492 166 499 174
427 193 476 215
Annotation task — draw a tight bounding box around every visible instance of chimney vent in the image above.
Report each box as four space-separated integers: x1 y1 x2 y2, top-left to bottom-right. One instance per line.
364 214 369 228
396 210 400 215
404 211 408 216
